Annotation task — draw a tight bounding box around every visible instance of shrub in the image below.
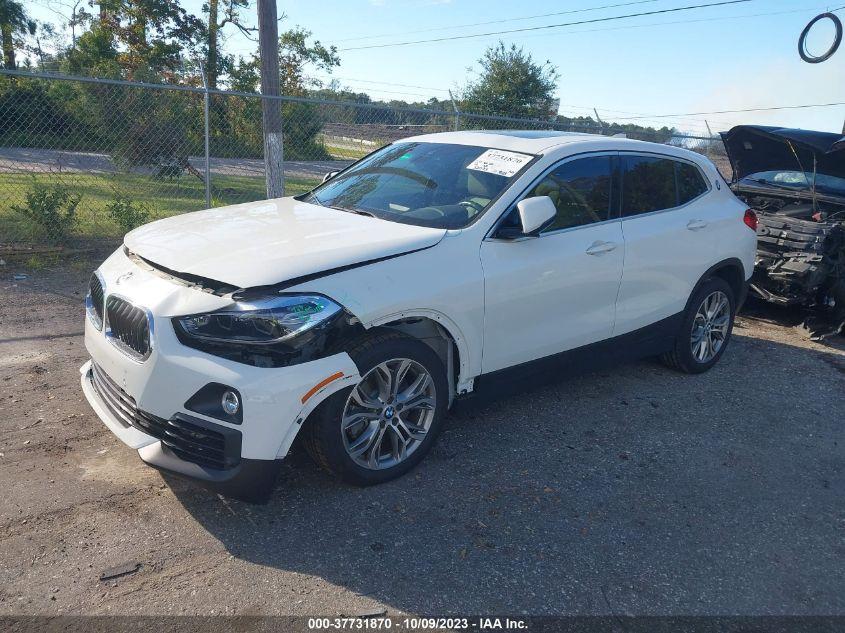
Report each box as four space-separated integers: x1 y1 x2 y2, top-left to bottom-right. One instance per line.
11 182 81 244
283 101 331 160
106 193 150 233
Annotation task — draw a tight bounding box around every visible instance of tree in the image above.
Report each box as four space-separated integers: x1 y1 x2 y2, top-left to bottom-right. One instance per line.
278 25 339 94
68 0 205 79
204 0 253 89
461 42 559 119
212 26 339 161
0 0 35 70
224 24 340 94
29 0 90 48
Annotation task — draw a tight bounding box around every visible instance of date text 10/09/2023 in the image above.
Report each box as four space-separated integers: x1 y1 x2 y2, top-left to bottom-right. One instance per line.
308 617 529 630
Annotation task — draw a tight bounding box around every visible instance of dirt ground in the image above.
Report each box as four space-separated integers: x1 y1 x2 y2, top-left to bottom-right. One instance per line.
0 258 843 617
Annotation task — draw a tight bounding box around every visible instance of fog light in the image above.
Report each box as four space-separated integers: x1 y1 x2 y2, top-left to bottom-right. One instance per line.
221 390 240 416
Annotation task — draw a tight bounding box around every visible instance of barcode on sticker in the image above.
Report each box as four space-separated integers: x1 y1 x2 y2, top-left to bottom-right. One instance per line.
467 149 533 178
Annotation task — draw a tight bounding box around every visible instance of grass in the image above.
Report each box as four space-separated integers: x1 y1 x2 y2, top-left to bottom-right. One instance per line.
319 134 376 161
0 171 320 243
323 143 371 160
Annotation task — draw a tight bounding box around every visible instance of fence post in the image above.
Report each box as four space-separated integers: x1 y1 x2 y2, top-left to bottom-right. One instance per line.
200 61 212 209
448 90 460 131
704 120 714 159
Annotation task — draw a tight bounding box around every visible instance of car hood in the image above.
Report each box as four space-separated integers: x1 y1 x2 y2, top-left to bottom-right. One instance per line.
124 197 446 289
720 125 845 183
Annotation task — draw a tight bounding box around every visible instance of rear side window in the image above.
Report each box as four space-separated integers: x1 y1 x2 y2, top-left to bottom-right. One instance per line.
526 155 613 232
622 155 709 217
622 156 676 216
676 162 708 204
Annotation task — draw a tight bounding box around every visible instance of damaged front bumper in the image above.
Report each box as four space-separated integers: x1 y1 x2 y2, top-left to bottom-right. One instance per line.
80 360 281 501
751 211 845 306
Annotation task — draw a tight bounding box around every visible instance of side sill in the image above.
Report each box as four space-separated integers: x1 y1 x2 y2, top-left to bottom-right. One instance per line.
466 312 682 403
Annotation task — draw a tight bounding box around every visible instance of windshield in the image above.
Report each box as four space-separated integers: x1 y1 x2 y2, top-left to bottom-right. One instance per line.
302 142 535 229
740 170 845 197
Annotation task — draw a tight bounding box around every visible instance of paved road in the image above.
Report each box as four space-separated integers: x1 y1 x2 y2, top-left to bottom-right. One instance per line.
0 146 352 180
0 261 843 616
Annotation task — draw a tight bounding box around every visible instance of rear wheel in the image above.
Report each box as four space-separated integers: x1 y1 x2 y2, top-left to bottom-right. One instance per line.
661 277 736 374
302 330 448 486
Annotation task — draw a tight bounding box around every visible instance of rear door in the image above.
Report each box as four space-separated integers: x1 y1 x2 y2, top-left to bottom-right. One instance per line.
614 154 715 335
480 153 625 373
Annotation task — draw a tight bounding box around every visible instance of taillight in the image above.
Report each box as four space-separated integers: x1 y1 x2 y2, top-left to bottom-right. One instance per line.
743 209 758 231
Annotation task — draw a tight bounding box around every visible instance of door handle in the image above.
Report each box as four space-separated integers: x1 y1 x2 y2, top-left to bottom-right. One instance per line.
585 240 618 256
687 219 708 231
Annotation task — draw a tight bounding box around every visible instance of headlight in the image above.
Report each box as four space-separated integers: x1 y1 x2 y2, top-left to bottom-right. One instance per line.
178 294 343 344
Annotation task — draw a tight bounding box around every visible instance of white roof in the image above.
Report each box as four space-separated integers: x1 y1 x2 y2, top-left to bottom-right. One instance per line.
402 130 598 153
401 129 716 170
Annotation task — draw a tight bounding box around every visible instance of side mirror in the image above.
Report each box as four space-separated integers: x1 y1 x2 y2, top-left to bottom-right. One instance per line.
322 170 340 184
512 196 556 236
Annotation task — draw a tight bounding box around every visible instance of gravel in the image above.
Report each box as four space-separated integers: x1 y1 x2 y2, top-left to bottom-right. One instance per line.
0 262 843 616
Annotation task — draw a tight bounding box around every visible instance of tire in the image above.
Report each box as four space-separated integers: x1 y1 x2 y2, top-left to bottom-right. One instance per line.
661 277 736 374
302 329 449 486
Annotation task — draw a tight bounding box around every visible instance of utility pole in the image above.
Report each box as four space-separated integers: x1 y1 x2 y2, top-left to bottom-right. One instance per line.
199 61 212 209
257 0 284 198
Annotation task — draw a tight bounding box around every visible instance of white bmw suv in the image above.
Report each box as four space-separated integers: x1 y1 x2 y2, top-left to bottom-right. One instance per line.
81 131 757 501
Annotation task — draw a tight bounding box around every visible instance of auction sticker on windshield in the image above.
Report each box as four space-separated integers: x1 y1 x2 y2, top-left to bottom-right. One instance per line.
467 149 533 177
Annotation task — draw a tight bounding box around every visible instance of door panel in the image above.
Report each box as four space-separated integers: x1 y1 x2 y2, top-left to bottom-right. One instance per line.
614 155 716 335
615 207 714 334
480 221 624 373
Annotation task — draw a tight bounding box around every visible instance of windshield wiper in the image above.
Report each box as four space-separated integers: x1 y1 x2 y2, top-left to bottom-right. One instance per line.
329 205 377 218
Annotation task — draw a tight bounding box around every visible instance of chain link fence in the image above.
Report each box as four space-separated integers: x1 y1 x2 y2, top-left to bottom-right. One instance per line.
0 69 727 249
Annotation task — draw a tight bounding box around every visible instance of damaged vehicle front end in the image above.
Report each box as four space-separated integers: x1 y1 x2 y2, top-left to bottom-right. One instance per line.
720 125 845 337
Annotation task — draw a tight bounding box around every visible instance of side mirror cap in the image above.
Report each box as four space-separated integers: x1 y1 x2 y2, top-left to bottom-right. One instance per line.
322 170 340 184
516 196 556 236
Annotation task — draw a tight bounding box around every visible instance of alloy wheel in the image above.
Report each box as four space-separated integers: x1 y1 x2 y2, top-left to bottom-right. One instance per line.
690 290 731 363
341 358 437 470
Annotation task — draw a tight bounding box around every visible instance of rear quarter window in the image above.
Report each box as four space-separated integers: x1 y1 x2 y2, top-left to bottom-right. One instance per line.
677 162 709 204
622 154 710 216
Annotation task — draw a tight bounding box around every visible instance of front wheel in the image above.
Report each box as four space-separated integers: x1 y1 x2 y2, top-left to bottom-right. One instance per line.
302 330 448 486
661 277 736 374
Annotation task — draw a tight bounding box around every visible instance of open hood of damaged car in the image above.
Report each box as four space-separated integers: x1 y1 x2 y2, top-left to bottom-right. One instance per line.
124 197 446 289
720 125 845 183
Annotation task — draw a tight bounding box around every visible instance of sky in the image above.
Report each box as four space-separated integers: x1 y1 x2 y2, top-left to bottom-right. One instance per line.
27 0 845 135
